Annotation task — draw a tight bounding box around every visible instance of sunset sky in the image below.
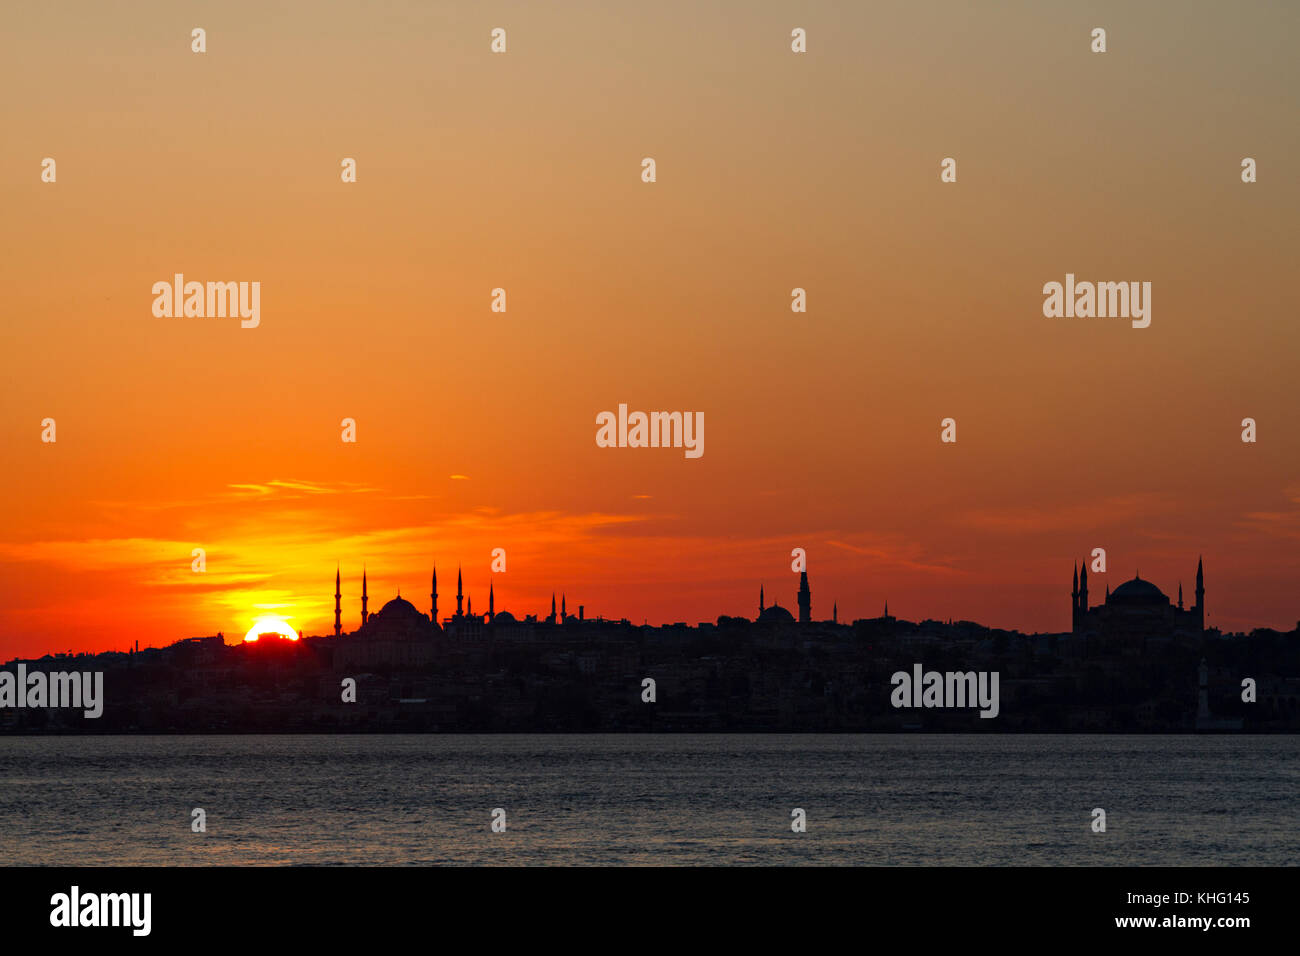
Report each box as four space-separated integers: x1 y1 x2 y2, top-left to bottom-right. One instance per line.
3 1 1299 658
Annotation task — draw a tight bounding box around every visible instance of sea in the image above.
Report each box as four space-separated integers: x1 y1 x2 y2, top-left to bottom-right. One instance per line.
0 734 1294 865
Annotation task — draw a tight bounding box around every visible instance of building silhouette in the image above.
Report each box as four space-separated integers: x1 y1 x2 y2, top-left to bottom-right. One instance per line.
1072 558 1205 653
8 551 1299 735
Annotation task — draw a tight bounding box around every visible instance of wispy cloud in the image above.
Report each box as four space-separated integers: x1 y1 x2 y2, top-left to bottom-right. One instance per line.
226 479 376 498
957 494 1172 534
1233 484 1300 542
824 537 967 576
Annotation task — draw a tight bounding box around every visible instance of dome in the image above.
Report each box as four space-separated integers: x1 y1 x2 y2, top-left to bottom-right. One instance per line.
1109 576 1168 605
491 611 518 625
757 604 796 625
375 595 422 619
358 594 435 639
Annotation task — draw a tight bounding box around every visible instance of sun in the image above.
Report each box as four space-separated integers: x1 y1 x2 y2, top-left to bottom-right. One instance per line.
243 615 299 643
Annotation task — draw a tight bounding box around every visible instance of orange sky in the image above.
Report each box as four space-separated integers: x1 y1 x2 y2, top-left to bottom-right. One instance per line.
2 1 1299 657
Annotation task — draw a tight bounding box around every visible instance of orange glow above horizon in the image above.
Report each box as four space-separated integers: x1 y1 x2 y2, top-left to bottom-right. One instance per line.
2 2 1300 659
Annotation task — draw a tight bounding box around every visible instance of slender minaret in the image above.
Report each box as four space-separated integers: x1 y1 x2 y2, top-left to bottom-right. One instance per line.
489 580 495 622
361 565 369 627
549 593 557 624
467 594 473 619
1071 562 1080 629
456 565 464 617
334 564 342 637
797 571 811 624
561 594 567 622
1079 563 1088 616
1178 582 1184 610
430 566 438 624
759 584 765 616
833 601 838 624
1194 556 1205 630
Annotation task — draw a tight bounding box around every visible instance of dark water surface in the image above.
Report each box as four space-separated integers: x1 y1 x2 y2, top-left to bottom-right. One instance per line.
0 734 1294 865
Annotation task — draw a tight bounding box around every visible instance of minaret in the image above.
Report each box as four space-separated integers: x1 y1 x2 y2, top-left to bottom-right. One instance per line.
467 594 473 619
1071 562 1079 629
797 571 811 624
456 565 464 617
334 564 342 637
489 580 495 622
561 594 567 623
1079 564 1088 615
1194 556 1205 630
884 599 889 620
361 565 369 627
832 601 838 624
759 584 765 616
549 593 557 625
1178 582 1184 610
431 565 438 624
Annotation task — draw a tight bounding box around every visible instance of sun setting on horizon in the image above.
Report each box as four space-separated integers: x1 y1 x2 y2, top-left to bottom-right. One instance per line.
243 615 300 644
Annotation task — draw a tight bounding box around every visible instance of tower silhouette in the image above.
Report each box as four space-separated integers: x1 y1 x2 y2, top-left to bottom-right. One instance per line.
1194 556 1205 630
797 571 811 624
1071 562 1080 629
334 564 342 637
431 565 438 624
